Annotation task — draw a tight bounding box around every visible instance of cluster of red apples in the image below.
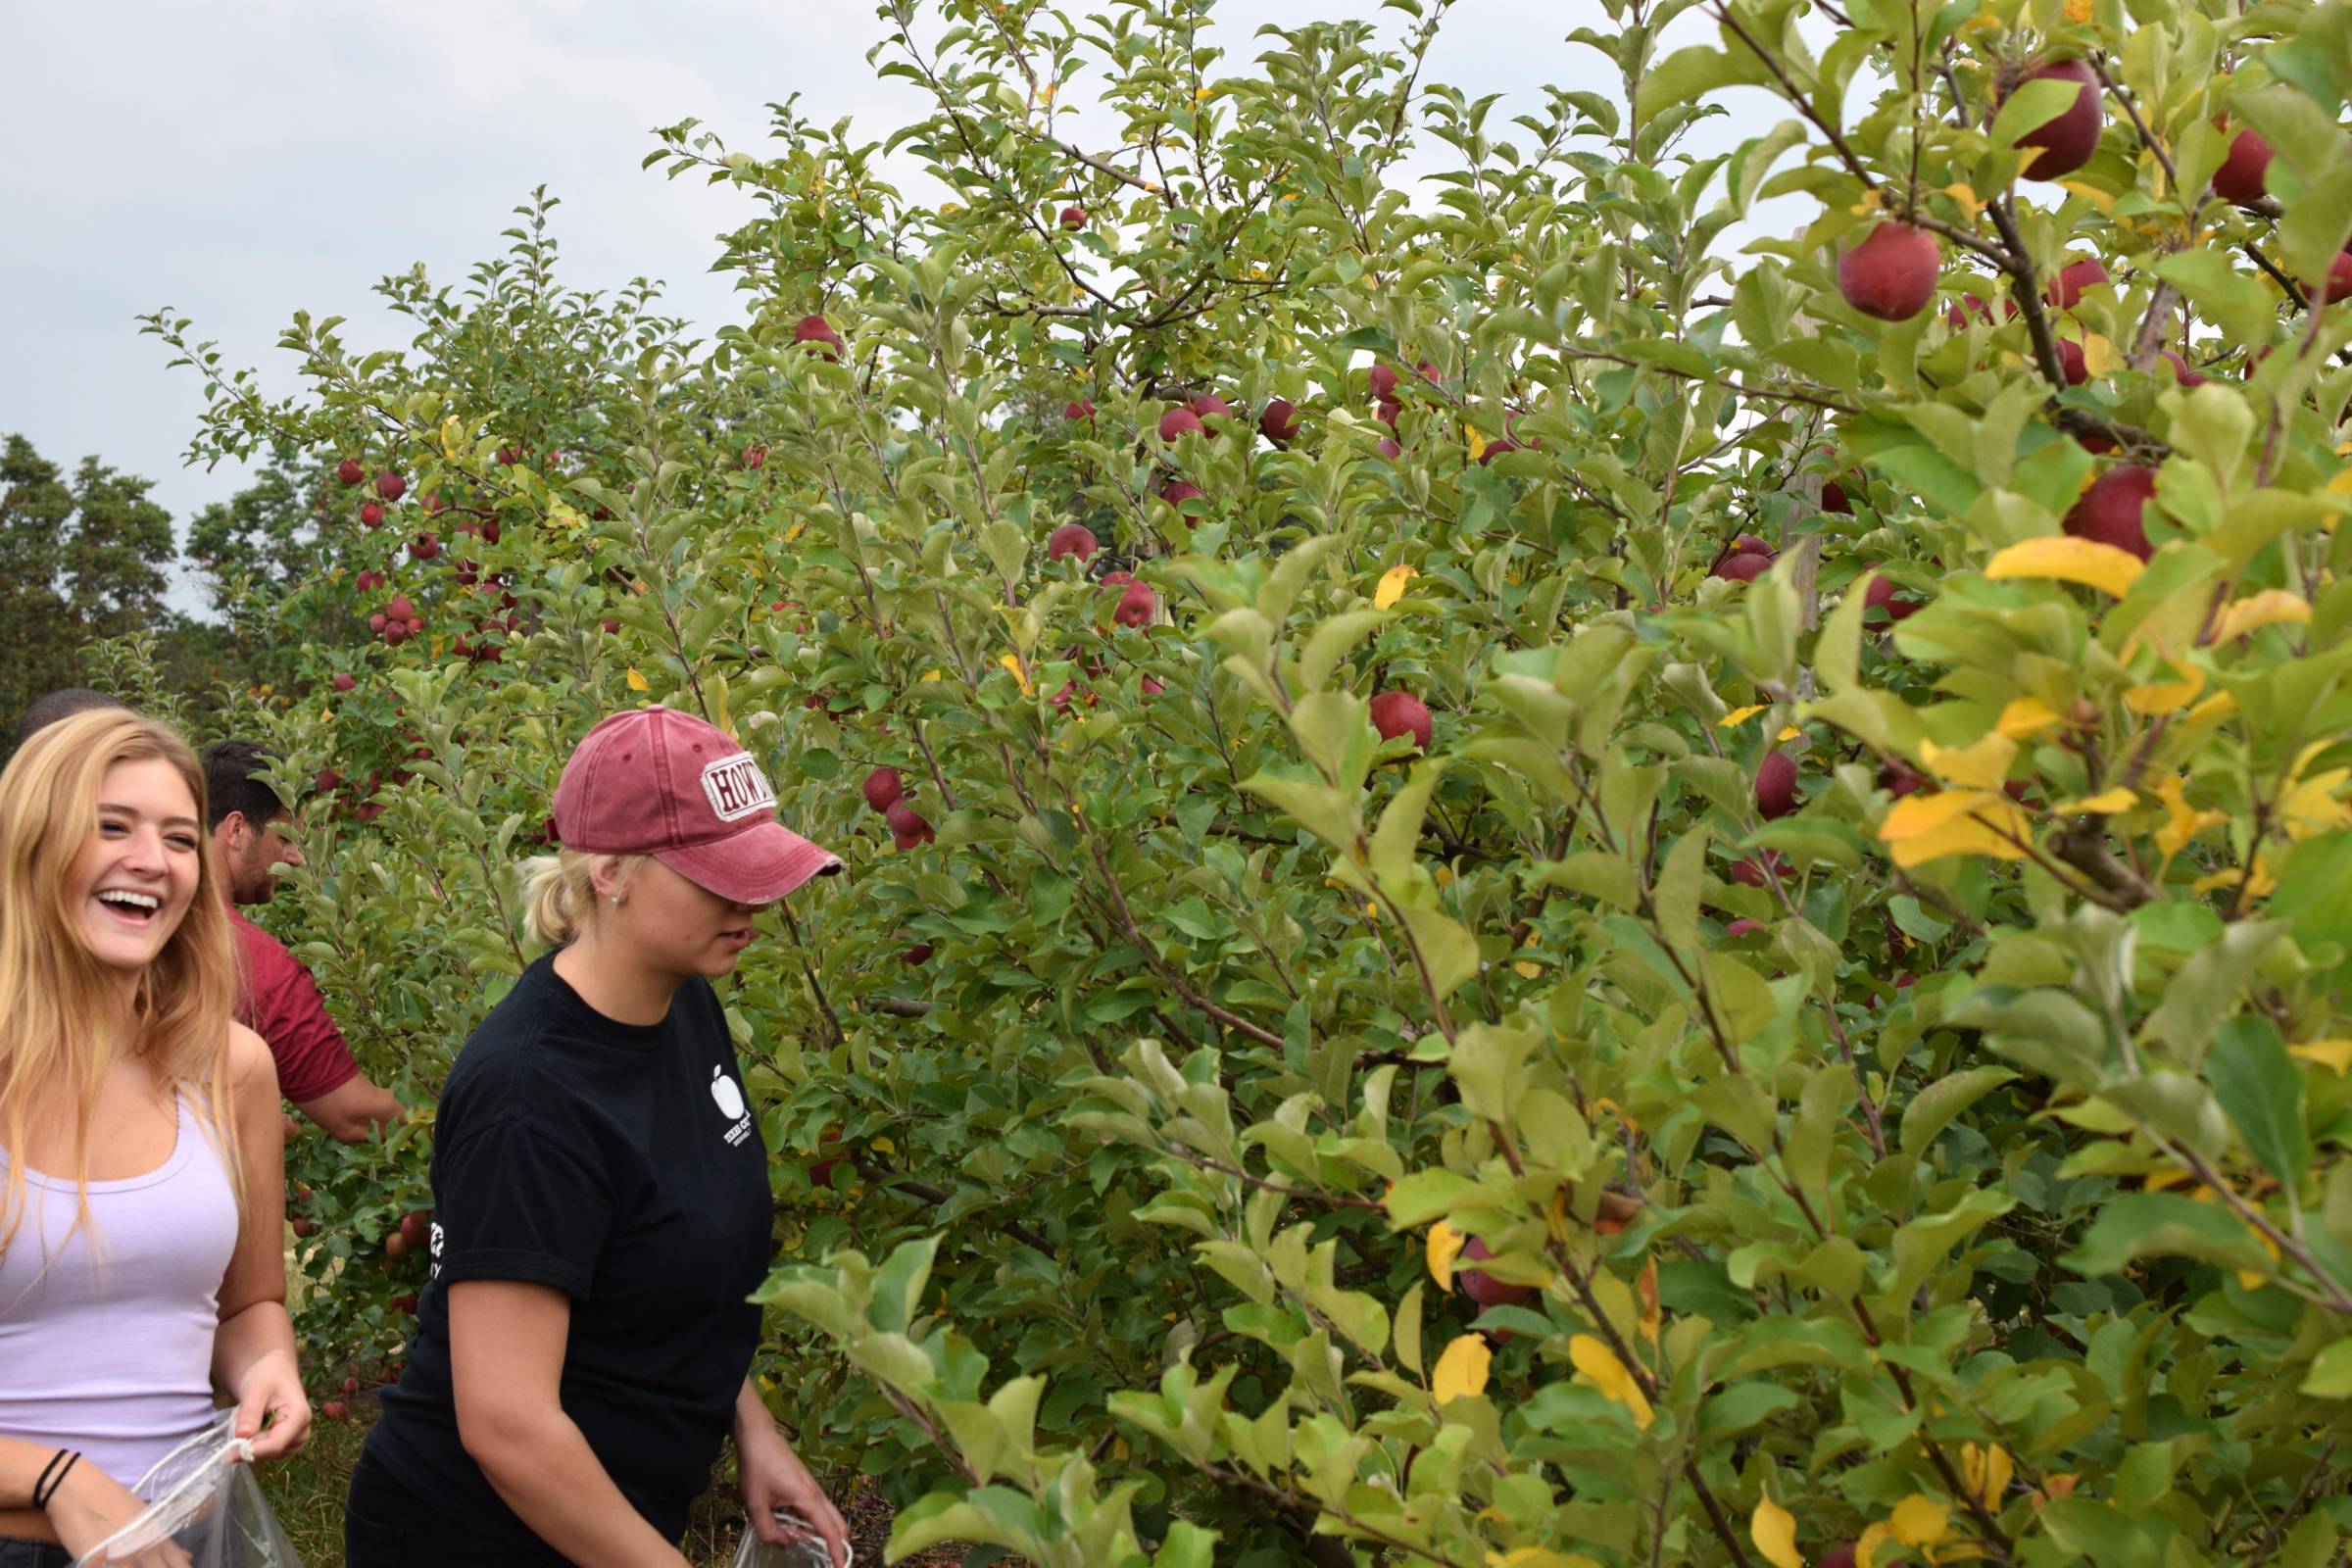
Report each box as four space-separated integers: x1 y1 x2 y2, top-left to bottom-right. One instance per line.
859 763 934 850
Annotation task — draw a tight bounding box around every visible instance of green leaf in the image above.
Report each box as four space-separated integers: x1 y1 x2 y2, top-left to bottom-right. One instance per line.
1899 1067 2017 1157
2305 1339 2352 1397
1654 826 1709 951
2062 1193 2271 1278
2210 1015 2312 1185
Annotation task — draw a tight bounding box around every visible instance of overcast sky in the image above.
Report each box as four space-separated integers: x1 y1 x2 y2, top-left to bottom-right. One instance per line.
2 0 1773 612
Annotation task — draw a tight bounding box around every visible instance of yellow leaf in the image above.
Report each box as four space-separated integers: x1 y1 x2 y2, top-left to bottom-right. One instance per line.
1961 1443 2014 1509
1995 697 2062 739
1486 1552 1605 1568
869 1135 896 1155
2065 0 2093 23
2278 764 2352 841
1879 791 2032 869
1000 652 1033 695
920 668 944 683
1855 1523 1895 1568
1940 181 1984 220
1777 725 1803 742
1375 564 1419 609
1920 732 2017 790
1719 704 1768 728
1750 1494 1802 1568
1466 424 1489 462
2081 332 2123 377
2289 1040 2352 1073
626 667 650 692
1513 959 1544 979
1567 1334 1654 1428
2052 787 2136 814
2193 858 2278 898
1984 536 2146 597
1890 1494 1949 1547
784 520 807 543
1428 1219 1466 1290
2212 589 2311 644
2124 657 2206 715
1433 1334 1493 1404
2156 775 2225 858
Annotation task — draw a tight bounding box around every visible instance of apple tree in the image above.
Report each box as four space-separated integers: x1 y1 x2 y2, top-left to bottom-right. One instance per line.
152 0 2352 1561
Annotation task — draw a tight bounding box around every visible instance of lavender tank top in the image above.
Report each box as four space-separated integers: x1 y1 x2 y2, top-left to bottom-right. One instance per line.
0 1095 240 1495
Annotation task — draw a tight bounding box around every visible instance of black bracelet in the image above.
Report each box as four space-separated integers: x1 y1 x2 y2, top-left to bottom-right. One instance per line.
31 1449 79 1509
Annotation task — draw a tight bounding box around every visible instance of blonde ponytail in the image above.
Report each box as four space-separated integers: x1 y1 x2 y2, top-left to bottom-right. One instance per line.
519 850 647 948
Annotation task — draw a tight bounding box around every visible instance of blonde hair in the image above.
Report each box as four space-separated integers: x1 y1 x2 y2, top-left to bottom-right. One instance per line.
519 850 649 947
0 709 243 1258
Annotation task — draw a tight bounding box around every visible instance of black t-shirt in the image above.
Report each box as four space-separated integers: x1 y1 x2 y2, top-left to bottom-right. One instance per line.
364 954 772 1552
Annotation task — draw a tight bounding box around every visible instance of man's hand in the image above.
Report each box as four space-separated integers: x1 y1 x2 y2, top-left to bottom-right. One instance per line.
232 1349 313 1460
737 1413 850 1566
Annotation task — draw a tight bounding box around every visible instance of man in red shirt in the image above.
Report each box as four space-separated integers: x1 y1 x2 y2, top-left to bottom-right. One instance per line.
202 739 405 1143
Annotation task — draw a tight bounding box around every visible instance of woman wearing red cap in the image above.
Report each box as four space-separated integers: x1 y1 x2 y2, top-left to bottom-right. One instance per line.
346 707 849 1567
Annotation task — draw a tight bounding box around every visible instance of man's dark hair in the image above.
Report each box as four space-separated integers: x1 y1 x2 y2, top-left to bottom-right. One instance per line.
200 739 286 831
14 688 126 752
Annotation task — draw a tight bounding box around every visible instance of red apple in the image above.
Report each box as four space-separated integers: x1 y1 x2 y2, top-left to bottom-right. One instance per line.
1879 759 1927 797
1822 1548 1857 1568
1188 393 1234 423
1726 919 1766 937
1058 205 1087 231
1046 522 1098 562
744 444 766 469
1863 572 1921 623
323 1400 347 1421
2064 466 2157 560
375 471 406 502
400 1209 430 1247
385 596 416 621
331 672 357 693
368 613 388 633
1158 479 1204 508
795 314 844 358
291 1216 317 1238
1714 552 1774 583
1369 690 1433 751
1141 675 1165 696
1158 406 1203 442
337 458 365 487
360 502 384 528
1732 851 1788 888
1822 476 1851 514
887 800 935 849
393 1293 418 1315
1114 581 1156 627
2314 253 2352 306
2045 257 2108 311
2212 128 2272 207
904 942 935 965
1065 398 1095 422
411 532 440 561
2162 350 2210 387
1375 398 1401 430
1377 438 1402 461
1755 751 1798 819
385 1231 409 1258
1457 1236 1534 1308
1259 399 1300 445
2011 59 2103 180
1838 222 1939 321
2054 338 2088 385
863 765 904 813
1368 364 1399 401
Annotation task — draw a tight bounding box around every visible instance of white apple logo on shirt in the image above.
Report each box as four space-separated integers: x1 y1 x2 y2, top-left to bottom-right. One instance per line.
710 1064 747 1121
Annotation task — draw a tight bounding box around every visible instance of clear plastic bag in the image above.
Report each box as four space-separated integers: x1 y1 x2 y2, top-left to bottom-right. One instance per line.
71 1411 303 1568
729 1509 850 1568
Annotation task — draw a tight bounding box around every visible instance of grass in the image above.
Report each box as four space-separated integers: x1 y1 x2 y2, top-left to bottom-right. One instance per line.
259 1393 950 1566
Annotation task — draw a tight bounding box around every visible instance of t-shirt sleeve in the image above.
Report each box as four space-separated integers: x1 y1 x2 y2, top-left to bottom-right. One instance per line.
253 954 364 1103
429 1117 616 1300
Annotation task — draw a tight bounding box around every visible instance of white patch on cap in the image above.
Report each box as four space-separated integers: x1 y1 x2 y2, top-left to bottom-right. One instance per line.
700 753 776 822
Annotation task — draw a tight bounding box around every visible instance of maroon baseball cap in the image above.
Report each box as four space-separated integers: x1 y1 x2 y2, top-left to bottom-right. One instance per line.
552 707 841 904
